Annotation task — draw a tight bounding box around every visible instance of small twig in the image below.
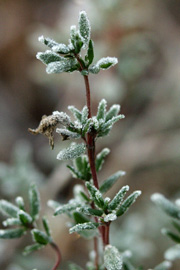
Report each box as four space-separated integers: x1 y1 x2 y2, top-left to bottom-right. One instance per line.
50 242 61 270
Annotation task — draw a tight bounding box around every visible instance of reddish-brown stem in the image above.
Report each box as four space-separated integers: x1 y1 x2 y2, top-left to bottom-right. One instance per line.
50 242 61 270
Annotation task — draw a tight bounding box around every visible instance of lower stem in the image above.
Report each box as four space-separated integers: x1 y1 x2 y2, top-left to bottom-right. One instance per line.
50 242 61 270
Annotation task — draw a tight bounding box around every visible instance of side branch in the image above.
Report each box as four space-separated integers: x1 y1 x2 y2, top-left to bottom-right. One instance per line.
50 242 61 270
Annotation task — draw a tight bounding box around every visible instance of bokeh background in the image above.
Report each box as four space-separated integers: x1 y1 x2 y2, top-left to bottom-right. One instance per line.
0 0 180 269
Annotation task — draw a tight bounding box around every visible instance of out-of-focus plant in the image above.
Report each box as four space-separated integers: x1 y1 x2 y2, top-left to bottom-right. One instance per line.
0 10 179 270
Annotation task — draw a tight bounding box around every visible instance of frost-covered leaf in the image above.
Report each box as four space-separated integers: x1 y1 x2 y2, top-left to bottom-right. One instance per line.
52 43 70 54
154 261 172 270
73 155 91 181
29 183 40 220
96 57 118 70
105 104 121 122
108 185 129 211
0 228 25 239
151 193 180 220
32 229 51 245
54 200 81 216
103 115 125 130
56 128 80 140
68 106 82 122
0 200 19 218
3 218 22 227
42 216 51 237
47 200 60 210
100 171 126 194
78 11 91 47
86 182 105 209
161 228 180 243
15 196 25 210
116 191 141 216
18 210 33 226
38 36 59 48
96 148 110 172
104 245 122 270
97 99 107 121
36 51 63 65
89 65 100 74
165 244 180 261
67 165 82 179
73 212 90 224
81 106 89 124
23 243 44 256
69 222 99 234
57 143 86 161
46 58 78 74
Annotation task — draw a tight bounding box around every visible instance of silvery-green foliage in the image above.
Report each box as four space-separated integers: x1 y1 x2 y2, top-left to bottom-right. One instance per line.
154 261 172 270
108 185 129 210
89 57 118 74
100 171 126 194
68 105 82 122
165 245 180 261
78 11 91 47
97 99 107 121
31 229 52 245
151 193 180 220
36 51 63 65
57 143 86 161
105 104 121 122
116 191 141 217
85 40 94 66
53 111 71 127
29 183 40 220
86 182 105 209
95 148 110 172
73 212 90 224
15 196 25 210
42 216 51 237
69 222 99 234
0 228 25 239
3 218 21 227
68 155 91 181
23 243 44 256
46 58 78 74
38 36 60 49
0 200 19 218
104 245 122 270
18 210 33 226
56 128 81 140
54 199 82 216
161 228 180 243
104 213 117 222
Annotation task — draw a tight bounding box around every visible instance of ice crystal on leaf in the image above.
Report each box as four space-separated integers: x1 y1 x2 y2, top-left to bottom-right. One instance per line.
57 143 86 161
104 213 117 222
69 222 98 234
104 245 122 270
78 11 91 48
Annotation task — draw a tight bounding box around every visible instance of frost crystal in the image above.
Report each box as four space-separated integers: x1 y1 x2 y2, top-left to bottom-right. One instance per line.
36 50 63 65
106 104 121 121
56 128 80 140
69 222 98 234
46 58 77 74
57 143 86 161
104 213 117 222
104 245 122 270
97 57 118 69
52 44 70 54
53 111 71 127
3 218 21 227
165 245 180 261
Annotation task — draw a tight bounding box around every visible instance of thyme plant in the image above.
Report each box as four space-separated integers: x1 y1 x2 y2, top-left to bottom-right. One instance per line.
0 11 179 270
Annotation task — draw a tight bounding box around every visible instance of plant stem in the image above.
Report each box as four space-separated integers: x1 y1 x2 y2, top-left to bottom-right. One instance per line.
50 242 61 270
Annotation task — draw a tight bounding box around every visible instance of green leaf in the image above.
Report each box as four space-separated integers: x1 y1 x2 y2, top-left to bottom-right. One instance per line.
116 191 141 217
161 228 180 243
97 99 107 121
108 185 129 211
86 208 103 217
69 222 99 234
86 182 105 209
51 43 70 54
68 105 82 122
78 11 91 47
73 155 91 181
18 210 33 226
54 200 81 216
42 216 51 237
57 143 86 161
96 148 110 172
0 200 19 218
36 51 63 65
38 36 59 48
81 106 88 124
73 212 90 224
102 115 125 130
32 229 51 245
29 183 40 220
165 244 180 261
0 228 25 239
100 171 126 194
151 193 180 220
89 65 100 74
23 243 44 256
81 70 89 76
104 245 122 270
46 58 78 74
96 57 118 70
172 220 180 233
86 40 94 66
15 196 25 210
154 261 172 270
3 218 22 227
56 128 81 140
106 104 121 121
68 263 83 270
67 165 82 179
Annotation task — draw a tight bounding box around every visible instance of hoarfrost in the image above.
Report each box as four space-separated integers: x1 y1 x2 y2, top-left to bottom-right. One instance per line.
53 111 71 127
52 44 70 54
78 11 91 47
0 200 19 218
97 57 118 69
69 222 97 234
165 245 180 261
56 128 80 139
3 218 21 227
104 213 117 222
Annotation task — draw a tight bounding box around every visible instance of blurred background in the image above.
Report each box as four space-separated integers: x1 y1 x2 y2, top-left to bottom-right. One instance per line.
0 0 180 269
